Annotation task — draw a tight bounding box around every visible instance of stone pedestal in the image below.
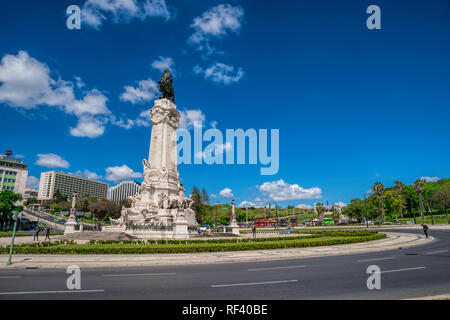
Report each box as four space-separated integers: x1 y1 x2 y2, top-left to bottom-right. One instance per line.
229 222 240 235
173 210 189 239
64 219 77 234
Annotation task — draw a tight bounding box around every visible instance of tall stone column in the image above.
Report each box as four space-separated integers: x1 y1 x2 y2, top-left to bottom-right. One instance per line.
229 200 240 235
64 193 77 234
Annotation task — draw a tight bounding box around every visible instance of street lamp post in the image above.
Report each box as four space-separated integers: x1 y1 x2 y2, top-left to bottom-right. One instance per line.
7 211 19 265
246 206 248 227
363 193 369 229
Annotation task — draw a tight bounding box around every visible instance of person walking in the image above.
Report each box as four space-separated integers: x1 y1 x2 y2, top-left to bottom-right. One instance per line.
33 225 40 241
252 226 256 238
45 227 51 241
422 224 429 238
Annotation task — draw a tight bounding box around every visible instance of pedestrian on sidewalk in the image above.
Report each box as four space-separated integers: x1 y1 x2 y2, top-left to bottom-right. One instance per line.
252 226 256 238
45 227 51 241
33 225 40 241
421 224 429 238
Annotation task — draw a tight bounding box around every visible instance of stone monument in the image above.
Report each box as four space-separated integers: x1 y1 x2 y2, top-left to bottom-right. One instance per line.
229 200 240 235
64 192 78 234
108 69 197 239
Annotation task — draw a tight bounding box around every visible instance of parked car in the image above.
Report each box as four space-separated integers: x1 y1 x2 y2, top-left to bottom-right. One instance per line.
392 222 402 225
284 227 295 232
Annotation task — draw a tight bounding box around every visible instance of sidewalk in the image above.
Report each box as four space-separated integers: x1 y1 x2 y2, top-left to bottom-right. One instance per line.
0 232 432 269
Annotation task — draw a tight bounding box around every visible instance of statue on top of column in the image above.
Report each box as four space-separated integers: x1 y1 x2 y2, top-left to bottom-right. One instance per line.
158 68 175 102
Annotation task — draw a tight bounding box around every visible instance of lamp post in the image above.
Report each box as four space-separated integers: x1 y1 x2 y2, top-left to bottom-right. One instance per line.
246 206 248 227
363 193 369 229
7 211 19 265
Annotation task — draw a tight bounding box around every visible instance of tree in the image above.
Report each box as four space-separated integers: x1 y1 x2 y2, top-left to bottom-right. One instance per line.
190 186 202 223
371 182 385 222
402 185 418 220
50 204 62 215
315 203 325 222
414 179 426 220
0 190 23 231
343 199 364 222
431 184 450 218
53 189 68 203
25 197 39 207
394 181 405 218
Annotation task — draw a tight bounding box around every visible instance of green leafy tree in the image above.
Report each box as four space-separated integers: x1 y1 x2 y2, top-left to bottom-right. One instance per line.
25 197 39 206
414 179 426 220
50 204 62 215
53 189 68 203
190 186 203 223
431 184 450 218
343 199 364 222
394 181 406 218
402 185 418 219
371 182 385 222
0 190 23 231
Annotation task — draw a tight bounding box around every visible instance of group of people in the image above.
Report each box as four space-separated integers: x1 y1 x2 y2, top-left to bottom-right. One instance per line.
33 225 51 241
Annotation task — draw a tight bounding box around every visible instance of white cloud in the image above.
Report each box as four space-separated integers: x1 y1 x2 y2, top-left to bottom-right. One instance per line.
81 0 171 29
0 51 74 108
151 56 175 73
35 153 70 169
0 51 111 138
120 79 159 104
296 204 314 209
194 62 244 85
189 4 244 54
66 89 109 117
258 179 322 202
75 169 102 180
210 194 217 199
74 76 85 89
219 187 234 199
421 176 440 182
105 164 143 182
26 176 40 190
70 116 106 138
179 109 205 129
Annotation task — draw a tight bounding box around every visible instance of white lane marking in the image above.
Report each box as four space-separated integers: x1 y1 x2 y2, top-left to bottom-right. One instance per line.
248 265 306 271
357 257 396 263
425 250 448 255
379 267 426 274
211 280 298 288
0 289 104 296
0 276 21 279
102 273 176 277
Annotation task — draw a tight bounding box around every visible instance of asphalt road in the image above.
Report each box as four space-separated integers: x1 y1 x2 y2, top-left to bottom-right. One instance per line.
0 228 449 300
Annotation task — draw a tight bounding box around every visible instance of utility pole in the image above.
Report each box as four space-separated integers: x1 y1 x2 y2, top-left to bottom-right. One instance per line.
246 206 248 227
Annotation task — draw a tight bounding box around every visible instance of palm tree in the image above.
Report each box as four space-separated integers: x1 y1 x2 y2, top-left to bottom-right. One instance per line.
414 179 426 220
371 182 385 222
315 203 325 223
394 181 405 219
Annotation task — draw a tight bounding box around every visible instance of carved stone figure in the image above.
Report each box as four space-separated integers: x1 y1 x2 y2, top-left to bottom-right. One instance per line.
158 68 174 102
169 199 179 209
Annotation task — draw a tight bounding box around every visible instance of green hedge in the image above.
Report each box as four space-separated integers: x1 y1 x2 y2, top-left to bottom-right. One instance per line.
0 233 386 254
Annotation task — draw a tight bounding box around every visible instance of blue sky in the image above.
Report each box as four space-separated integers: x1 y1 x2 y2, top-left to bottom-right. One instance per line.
1 0 449 208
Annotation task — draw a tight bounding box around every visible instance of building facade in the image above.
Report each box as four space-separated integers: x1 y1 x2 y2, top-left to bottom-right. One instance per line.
109 180 141 202
0 154 28 196
38 171 109 201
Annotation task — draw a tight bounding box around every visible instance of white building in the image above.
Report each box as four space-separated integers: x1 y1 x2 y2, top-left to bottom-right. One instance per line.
109 180 141 202
38 171 109 201
0 154 28 196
